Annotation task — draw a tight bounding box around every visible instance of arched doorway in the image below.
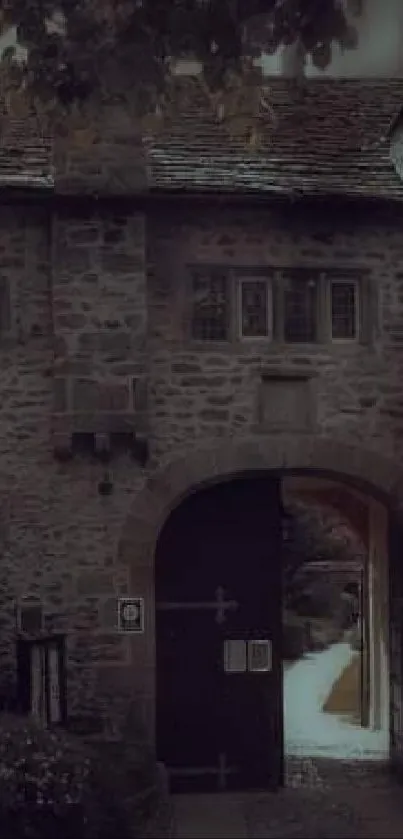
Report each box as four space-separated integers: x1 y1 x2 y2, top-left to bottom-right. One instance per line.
119 436 403 791
281 479 389 761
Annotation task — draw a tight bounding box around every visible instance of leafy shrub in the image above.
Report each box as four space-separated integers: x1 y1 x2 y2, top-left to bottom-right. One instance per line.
345 622 363 652
283 610 345 661
0 714 132 838
282 612 308 661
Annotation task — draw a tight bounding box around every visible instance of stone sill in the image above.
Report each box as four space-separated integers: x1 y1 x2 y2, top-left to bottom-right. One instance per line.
251 422 317 435
52 411 147 435
178 339 368 356
260 365 318 381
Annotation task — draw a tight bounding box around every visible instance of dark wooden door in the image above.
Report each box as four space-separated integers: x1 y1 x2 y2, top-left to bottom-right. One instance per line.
389 513 403 774
155 475 283 793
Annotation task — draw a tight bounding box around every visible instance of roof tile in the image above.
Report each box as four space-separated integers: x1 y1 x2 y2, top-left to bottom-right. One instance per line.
1 79 403 200
0 116 53 188
146 78 403 200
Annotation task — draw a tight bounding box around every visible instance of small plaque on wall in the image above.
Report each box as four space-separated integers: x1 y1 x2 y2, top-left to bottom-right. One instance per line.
118 597 144 634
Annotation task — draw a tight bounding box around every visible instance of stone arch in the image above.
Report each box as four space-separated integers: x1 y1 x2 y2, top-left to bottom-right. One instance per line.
119 434 403 568
118 433 403 749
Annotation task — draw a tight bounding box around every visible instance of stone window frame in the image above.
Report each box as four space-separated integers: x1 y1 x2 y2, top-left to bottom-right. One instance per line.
186 264 373 347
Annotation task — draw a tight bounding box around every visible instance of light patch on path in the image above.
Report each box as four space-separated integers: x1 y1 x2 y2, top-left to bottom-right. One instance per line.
284 642 389 759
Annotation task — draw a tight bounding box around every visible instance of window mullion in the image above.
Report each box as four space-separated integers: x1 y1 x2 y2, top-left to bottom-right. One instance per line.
273 271 284 343
317 271 329 343
229 269 237 341
360 275 374 345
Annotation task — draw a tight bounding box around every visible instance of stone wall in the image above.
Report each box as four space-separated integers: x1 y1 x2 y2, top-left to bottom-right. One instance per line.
52 208 148 441
147 205 403 463
49 207 151 723
1 198 403 742
0 205 152 728
0 205 53 693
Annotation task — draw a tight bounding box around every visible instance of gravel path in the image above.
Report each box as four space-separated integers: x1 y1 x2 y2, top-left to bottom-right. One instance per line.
172 643 396 837
173 762 403 838
284 642 388 759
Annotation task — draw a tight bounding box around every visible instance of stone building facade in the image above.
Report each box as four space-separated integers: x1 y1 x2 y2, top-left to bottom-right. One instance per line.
1 78 403 766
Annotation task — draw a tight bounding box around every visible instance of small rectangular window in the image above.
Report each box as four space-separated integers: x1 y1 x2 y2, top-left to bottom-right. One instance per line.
284 274 318 343
331 280 359 341
239 278 272 339
191 270 229 341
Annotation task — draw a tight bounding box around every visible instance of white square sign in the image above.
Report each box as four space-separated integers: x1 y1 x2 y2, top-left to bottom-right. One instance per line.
118 597 144 634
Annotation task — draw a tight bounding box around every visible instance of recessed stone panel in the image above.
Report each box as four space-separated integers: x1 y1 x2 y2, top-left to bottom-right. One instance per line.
72 378 130 412
76 571 114 597
259 374 317 432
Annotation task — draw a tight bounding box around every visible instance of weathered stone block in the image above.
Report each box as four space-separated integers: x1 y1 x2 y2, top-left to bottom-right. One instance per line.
98 332 132 355
56 313 87 330
76 572 114 597
258 377 317 432
101 252 141 274
53 335 68 357
123 313 144 332
92 635 129 664
99 382 129 412
77 331 102 352
53 378 68 413
67 227 100 246
103 227 126 245
199 408 230 422
59 247 92 274
72 378 100 412
99 597 118 630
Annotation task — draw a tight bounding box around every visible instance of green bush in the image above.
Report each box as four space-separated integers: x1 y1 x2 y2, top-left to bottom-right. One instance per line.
282 610 345 661
282 612 308 661
308 618 343 651
345 622 363 652
0 714 132 838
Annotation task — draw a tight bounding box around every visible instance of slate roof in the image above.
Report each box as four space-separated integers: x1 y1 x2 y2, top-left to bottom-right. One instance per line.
0 116 53 189
147 78 403 200
1 78 403 200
